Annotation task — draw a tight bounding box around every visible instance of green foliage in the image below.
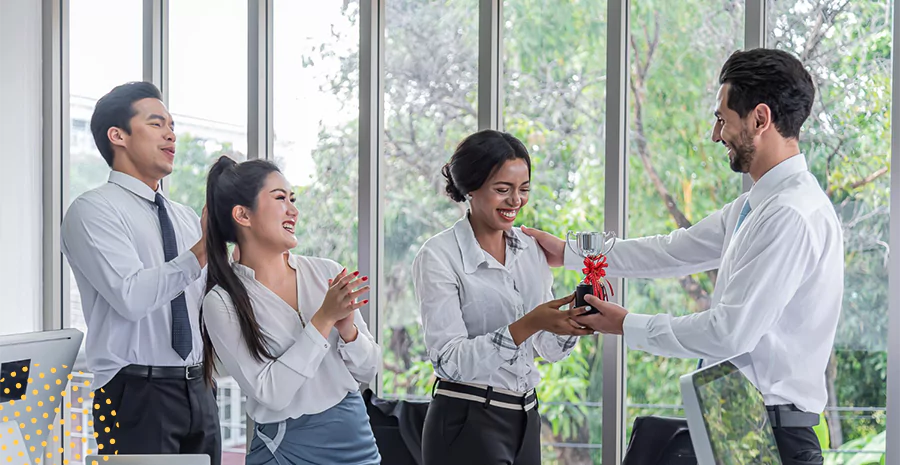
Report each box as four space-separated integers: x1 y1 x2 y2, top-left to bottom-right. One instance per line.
167 134 238 216
536 348 592 440
825 431 886 465
816 412 831 450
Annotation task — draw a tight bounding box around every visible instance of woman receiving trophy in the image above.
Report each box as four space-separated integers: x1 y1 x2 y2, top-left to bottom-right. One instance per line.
411 129 594 465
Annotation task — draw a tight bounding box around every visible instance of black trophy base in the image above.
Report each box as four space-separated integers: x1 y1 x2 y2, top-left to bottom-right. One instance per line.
576 283 599 315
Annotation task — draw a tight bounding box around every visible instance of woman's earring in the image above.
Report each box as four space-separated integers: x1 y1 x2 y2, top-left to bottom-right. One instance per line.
465 194 473 201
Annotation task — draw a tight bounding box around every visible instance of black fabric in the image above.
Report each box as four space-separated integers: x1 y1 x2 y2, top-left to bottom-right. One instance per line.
363 388 429 465
773 426 824 465
622 416 696 465
93 369 221 465
422 394 540 465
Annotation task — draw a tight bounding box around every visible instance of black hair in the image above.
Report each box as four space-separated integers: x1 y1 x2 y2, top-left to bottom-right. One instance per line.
719 48 815 140
441 129 532 202
90 81 164 167
201 155 282 384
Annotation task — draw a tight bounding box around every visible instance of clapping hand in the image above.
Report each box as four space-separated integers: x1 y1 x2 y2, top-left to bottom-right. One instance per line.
310 268 369 338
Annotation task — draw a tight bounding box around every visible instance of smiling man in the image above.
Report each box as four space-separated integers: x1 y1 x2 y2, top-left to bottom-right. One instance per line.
61 82 220 464
523 49 843 464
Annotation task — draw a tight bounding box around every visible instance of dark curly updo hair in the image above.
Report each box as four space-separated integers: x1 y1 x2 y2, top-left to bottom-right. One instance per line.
442 129 531 202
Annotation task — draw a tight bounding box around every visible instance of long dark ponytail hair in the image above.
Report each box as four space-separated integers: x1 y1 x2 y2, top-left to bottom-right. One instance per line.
202 155 282 384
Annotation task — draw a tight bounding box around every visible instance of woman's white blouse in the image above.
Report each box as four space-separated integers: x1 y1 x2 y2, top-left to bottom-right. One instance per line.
412 215 577 393
202 253 381 424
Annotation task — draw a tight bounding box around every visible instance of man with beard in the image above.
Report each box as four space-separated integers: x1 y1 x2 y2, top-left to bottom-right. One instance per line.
522 48 842 464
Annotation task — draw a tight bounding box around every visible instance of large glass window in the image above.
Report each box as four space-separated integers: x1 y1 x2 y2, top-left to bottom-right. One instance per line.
274 0 359 269
67 2 143 464
381 0 479 399
168 2 248 462
768 1 891 461
68 0 144 206
624 0 744 448
168 0 248 217
503 0 608 461
68 0 143 337
56 3 897 465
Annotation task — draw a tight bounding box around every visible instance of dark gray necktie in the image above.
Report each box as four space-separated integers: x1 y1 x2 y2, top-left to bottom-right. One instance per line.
155 193 192 360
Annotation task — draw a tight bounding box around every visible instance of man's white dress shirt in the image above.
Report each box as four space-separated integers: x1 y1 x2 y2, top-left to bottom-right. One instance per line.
202 254 381 424
566 154 844 413
61 171 205 389
414 215 577 393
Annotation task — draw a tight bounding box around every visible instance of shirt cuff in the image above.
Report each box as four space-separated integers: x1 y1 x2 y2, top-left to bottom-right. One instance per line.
338 330 370 366
623 313 654 352
174 249 203 281
490 326 520 363
280 324 331 378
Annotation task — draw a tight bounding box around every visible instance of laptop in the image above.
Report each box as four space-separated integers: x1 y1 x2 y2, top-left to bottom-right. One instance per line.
84 455 210 465
0 329 83 465
680 354 782 465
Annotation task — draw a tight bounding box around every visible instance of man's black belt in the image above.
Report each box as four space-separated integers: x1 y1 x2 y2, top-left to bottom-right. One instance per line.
120 363 204 380
767 404 820 428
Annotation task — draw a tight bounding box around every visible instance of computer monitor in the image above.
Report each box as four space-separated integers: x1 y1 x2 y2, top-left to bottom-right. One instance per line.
0 329 83 465
84 455 210 465
680 354 782 465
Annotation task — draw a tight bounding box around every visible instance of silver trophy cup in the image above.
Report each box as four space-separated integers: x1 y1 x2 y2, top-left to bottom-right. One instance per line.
566 231 616 259
566 231 616 312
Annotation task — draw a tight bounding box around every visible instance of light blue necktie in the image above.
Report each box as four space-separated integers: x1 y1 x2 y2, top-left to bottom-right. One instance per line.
733 199 752 235
697 199 751 370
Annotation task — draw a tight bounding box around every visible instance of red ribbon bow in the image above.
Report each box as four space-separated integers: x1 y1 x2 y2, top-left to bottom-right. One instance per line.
582 254 614 300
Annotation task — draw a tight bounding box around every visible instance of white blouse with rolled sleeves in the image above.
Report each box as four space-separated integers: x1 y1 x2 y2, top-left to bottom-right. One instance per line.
202 253 381 424
413 215 577 393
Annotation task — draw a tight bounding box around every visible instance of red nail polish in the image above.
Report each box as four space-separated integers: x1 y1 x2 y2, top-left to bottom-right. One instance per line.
361 276 368 282
353 271 360 276
362 300 369 304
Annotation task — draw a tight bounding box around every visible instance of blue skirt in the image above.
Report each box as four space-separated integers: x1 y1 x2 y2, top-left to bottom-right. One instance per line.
246 391 381 465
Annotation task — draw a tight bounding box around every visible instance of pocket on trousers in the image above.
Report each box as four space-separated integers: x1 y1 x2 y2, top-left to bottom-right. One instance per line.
441 400 472 447
114 378 148 429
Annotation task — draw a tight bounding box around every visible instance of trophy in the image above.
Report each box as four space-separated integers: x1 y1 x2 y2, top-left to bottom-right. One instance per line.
566 231 616 314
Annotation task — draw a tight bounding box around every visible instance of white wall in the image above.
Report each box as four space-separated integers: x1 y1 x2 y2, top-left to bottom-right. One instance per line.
0 0 43 335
